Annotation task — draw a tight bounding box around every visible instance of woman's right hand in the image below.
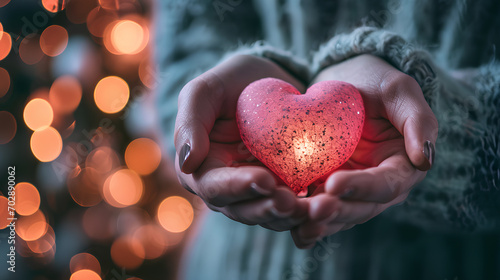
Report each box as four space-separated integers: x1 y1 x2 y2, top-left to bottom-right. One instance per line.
174 55 308 231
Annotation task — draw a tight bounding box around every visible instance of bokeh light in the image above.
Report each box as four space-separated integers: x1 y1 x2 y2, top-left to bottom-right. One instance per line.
40 25 68 57
103 169 143 208
99 0 119 10
85 146 120 174
138 58 156 88
110 236 145 269
49 75 82 114
65 0 97 24
110 20 148 55
82 203 116 241
0 31 12 61
157 196 194 233
70 269 101 280
24 98 54 131
19 34 44 65
125 138 161 175
42 0 66 13
0 0 10 8
116 207 149 235
30 126 63 162
0 1 184 278
26 224 55 254
61 120 76 139
0 111 16 144
30 87 50 101
15 182 41 216
133 224 169 259
0 196 14 229
67 167 103 207
94 76 129 114
16 209 48 241
86 7 118 37
70 253 101 275
0 67 10 98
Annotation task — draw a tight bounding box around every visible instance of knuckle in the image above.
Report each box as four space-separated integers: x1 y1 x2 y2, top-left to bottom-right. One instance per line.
202 190 224 207
179 72 225 113
225 207 254 225
379 71 420 102
231 54 257 64
197 180 224 206
178 79 206 105
198 71 225 102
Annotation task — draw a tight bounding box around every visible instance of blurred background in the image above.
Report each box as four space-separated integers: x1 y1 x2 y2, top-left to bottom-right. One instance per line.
0 0 201 279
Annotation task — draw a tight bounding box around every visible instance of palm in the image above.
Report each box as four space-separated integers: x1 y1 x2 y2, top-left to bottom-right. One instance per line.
205 118 262 168
341 107 407 171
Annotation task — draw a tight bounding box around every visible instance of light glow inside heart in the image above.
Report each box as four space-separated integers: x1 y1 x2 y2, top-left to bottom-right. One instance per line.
236 78 365 195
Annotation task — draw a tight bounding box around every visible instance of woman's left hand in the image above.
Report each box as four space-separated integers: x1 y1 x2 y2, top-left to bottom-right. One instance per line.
291 54 438 248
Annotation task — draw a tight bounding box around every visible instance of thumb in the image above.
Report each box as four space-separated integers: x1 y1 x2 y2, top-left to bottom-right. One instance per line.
174 74 224 174
382 73 438 171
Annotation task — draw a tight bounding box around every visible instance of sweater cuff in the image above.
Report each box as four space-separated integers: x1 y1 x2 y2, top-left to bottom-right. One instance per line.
312 26 438 102
220 41 312 85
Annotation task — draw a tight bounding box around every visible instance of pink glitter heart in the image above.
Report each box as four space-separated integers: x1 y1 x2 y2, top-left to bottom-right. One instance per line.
236 78 365 194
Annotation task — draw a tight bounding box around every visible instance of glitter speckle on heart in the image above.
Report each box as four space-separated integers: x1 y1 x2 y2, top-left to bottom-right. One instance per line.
236 78 365 194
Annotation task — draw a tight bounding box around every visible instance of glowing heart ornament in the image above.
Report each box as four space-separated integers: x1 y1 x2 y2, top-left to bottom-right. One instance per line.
236 78 365 195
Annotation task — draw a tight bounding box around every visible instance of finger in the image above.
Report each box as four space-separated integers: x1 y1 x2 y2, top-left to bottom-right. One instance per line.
325 153 423 203
340 224 356 231
180 165 277 207
260 194 309 231
209 187 302 229
221 187 298 224
291 223 326 249
380 71 438 171
174 55 306 174
218 198 276 226
175 71 225 174
307 193 341 222
329 200 385 224
322 223 354 236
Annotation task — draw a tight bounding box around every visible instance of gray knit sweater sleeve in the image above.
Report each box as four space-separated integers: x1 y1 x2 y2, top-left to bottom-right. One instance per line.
312 26 438 102
311 26 500 231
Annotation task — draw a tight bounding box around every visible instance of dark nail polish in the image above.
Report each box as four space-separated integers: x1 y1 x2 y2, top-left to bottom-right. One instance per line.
340 188 354 199
179 143 191 171
423 140 435 167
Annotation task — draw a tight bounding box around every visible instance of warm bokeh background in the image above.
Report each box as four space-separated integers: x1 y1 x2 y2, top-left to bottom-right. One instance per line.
0 1 200 279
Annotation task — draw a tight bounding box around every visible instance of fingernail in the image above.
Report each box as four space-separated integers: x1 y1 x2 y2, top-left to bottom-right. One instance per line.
250 182 272 196
179 143 191 171
340 188 354 199
423 140 435 168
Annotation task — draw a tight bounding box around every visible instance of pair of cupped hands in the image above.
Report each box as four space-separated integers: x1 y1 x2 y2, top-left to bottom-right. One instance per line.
174 54 438 249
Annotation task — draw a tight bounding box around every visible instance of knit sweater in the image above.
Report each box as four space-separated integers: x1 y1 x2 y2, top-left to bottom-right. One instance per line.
155 0 500 279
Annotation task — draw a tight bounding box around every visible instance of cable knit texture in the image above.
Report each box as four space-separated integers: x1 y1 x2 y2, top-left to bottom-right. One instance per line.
220 41 312 84
312 27 438 102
